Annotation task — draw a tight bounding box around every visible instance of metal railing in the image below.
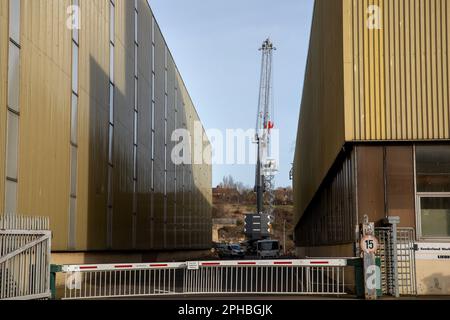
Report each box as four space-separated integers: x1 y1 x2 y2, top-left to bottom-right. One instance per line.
0 215 51 300
61 259 348 299
375 227 417 296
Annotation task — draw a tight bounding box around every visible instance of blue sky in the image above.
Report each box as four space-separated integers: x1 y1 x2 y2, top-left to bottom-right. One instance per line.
149 0 315 188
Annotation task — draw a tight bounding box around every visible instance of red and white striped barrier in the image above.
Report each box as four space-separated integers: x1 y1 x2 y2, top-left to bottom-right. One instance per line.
62 259 347 273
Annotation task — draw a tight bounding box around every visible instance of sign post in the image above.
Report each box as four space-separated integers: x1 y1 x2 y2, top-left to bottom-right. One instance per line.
360 215 379 300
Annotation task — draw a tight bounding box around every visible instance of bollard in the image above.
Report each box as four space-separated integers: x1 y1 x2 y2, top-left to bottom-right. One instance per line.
50 264 62 300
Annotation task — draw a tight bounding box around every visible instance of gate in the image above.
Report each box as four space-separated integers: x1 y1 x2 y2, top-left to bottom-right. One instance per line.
60 259 349 299
0 215 52 300
375 227 417 296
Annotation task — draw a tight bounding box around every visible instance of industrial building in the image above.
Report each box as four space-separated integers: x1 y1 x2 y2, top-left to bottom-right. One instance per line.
0 0 212 258
293 0 450 295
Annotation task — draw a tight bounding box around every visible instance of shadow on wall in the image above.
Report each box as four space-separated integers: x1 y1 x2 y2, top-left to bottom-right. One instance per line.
419 273 450 295
84 1 211 251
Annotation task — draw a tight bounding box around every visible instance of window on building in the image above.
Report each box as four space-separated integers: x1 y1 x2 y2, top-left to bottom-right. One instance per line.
416 145 450 239
72 43 78 94
6 111 19 180
5 179 18 214
9 0 20 44
71 93 78 144
109 84 114 124
109 44 114 83
109 1 115 44
419 197 450 238
8 43 20 112
70 145 78 197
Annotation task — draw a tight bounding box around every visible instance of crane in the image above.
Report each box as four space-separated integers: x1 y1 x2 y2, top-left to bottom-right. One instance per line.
245 38 278 246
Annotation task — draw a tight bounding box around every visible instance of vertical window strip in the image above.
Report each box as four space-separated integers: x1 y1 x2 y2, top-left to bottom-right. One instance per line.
68 0 80 249
132 0 139 248
107 0 115 248
5 0 21 214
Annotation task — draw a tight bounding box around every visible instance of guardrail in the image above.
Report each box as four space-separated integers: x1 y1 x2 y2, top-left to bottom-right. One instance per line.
60 259 348 299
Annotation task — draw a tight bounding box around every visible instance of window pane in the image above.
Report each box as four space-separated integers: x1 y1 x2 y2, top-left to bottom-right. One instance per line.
109 44 114 83
109 84 114 124
416 145 450 192
134 111 138 145
108 124 114 164
9 0 20 43
5 179 18 214
109 2 115 44
420 197 450 238
8 43 20 112
6 111 19 180
151 73 155 101
133 145 137 179
107 165 113 206
70 145 78 196
134 78 138 110
69 196 77 246
72 44 78 94
134 11 138 42
71 93 78 144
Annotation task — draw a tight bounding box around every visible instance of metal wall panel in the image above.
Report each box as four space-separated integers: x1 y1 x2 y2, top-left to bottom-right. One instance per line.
295 0 450 231
18 0 72 250
344 0 450 141
0 1 8 213
136 0 152 249
76 0 110 251
385 146 416 228
295 149 357 247
293 0 346 225
2 0 212 251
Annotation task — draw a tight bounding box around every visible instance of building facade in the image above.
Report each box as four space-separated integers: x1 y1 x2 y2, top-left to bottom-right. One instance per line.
0 0 212 253
294 0 450 295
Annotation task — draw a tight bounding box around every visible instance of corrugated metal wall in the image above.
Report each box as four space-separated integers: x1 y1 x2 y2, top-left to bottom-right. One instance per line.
0 0 212 251
0 1 8 213
295 149 357 247
344 0 450 141
293 0 346 225
18 0 72 249
295 0 450 229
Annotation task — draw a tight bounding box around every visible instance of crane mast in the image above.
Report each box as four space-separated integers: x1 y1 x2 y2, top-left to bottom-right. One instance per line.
253 38 277 238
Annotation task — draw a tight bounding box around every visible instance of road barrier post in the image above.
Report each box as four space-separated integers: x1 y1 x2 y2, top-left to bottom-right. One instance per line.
50 265 62 300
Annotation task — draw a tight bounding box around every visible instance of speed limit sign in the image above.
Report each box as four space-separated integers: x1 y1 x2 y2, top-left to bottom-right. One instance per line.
360 235 379 254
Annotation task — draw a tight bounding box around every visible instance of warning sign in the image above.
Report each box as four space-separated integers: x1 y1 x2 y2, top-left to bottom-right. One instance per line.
187 261 199 270
360 235 379 254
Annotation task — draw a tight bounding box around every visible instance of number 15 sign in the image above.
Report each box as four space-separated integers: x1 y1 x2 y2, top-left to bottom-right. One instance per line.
360 235 379 254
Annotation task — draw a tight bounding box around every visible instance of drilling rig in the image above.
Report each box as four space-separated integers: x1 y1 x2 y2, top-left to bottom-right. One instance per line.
244 39 279 257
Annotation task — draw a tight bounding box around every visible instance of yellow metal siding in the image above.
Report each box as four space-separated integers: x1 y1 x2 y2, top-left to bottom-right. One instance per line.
76 0 110 250
1 0 211 251
344 0 450 141
296 0 450 225
293 0 346 223
18 0 72 250
0 0 8 212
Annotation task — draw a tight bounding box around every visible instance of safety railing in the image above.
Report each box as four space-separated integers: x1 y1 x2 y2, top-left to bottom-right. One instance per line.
60 259 348 299
0 215 51 300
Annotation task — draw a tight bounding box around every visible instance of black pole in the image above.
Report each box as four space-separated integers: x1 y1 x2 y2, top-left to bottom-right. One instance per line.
255 137 264 214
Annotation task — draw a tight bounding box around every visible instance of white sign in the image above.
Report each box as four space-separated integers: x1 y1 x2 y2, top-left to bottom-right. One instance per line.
187 261 199 270
415 243 450 260
360 235 379 254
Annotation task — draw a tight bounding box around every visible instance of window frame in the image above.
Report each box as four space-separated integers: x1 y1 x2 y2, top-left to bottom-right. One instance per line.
414 144 450 242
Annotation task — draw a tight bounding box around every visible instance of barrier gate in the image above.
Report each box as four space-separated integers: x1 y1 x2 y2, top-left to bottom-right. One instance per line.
61 259 349 299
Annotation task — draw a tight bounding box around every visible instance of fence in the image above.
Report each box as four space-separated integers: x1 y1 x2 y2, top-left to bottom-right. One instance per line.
61 259 348 299
0 215 51 300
